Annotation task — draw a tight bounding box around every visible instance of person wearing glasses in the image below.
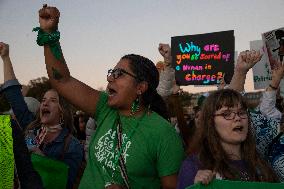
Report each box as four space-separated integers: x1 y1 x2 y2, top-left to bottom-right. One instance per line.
177 51 279 189
177 89 279 189
35 5 184 189
228 50 284 182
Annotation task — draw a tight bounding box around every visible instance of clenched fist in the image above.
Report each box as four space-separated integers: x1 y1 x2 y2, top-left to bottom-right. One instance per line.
158 43 172 65
38 4 60 33
235 50 262 75
0 42 9 58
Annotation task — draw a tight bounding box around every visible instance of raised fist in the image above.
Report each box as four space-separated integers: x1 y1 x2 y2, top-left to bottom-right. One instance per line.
38 4 60 33
235 50 262 74
0 42 9 58
158 43 172 65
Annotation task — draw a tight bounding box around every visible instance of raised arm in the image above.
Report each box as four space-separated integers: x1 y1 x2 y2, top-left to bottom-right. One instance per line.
228 50 262 92
157 43 180 97
0 43 16 81
158 43 172 65
37 5 100 115
0 42 35 130
259 60 284 120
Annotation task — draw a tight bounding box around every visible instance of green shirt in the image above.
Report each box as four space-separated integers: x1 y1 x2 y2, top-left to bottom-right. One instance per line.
79 92 184 189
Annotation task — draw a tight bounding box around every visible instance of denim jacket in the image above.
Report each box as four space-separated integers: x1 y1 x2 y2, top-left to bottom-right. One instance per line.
2 80 83 189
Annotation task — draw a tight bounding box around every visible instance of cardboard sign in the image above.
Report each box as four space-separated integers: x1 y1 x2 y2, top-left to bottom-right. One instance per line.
250 40 271 90
171 30 235 86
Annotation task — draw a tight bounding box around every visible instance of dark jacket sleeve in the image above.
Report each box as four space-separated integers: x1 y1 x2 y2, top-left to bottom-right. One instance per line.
64 137 83 189
2 81 35 130
12 119 44 189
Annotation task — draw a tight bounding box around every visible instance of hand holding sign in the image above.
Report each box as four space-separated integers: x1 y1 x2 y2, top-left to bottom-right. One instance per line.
38 4 60 33
266 45 280 70
217 73 226 90
235 50 262 75
270 59 284 89
0 42 9 58
30 147 45 156
194 169 216 185
158 43 172 65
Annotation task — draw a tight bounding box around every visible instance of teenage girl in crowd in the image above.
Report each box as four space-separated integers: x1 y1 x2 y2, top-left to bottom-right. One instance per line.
0 42 83 189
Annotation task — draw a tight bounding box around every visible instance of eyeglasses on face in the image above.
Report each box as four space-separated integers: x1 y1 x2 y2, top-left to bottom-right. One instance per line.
214 110 248 120
107 68 138 80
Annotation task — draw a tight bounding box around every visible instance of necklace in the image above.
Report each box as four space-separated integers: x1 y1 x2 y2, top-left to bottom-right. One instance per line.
104 111 146 188
36 123 62 146
44 123 63 132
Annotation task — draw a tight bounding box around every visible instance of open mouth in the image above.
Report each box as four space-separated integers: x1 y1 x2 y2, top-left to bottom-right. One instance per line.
41 109 51 116
232 126 244 132
107 87 117 97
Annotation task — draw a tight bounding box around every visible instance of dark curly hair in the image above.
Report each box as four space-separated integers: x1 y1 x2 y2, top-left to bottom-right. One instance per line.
121 54 169 120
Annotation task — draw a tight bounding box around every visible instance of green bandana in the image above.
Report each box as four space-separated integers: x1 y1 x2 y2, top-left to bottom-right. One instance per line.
33 27 62 61
0 115 14 189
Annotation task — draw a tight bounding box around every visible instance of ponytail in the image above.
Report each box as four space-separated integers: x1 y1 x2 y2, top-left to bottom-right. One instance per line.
142 89 169 120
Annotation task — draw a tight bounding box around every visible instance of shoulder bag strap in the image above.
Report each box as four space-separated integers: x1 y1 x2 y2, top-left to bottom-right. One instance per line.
117 120 130 189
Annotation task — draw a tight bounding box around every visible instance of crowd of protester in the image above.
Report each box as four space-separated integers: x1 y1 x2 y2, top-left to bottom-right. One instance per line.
0 4 284 189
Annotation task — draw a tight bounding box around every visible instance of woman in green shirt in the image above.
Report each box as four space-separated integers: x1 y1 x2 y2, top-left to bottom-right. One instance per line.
34 5 184 189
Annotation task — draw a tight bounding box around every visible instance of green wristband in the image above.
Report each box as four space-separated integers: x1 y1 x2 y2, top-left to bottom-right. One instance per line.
33 27 62 61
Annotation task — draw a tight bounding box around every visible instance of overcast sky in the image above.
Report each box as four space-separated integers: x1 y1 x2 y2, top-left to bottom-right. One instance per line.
1 0 283 93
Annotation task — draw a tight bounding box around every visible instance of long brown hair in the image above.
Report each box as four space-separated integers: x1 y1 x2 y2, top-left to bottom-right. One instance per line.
165 94 187 142
186 106 201 155
197 89 278 182
26 89 75 134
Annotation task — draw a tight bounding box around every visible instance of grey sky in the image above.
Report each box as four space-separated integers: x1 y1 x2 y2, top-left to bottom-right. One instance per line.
1 0 283 93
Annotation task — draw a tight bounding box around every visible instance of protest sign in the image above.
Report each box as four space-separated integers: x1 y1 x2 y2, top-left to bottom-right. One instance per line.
262 27 284 95
171 30 235 86
250 40 271 90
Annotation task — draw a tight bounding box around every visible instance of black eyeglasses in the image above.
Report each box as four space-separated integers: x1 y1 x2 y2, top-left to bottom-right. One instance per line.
214 110 248 120
107 68 138 80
